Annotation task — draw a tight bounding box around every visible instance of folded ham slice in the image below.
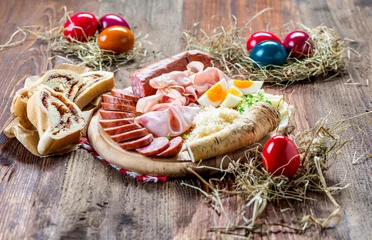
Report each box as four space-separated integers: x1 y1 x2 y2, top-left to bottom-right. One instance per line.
134 61 232 114
134 105 200 137
191 67 231 96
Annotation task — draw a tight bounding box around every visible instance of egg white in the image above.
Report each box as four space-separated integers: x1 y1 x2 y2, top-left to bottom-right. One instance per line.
230 80 264 95
221 94 242 108
197 79 228 107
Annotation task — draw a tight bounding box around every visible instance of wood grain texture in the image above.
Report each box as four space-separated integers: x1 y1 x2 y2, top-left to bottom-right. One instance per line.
0 0 371 239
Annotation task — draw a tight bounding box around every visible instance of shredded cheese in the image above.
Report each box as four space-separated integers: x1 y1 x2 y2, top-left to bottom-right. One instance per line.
188 106 241 141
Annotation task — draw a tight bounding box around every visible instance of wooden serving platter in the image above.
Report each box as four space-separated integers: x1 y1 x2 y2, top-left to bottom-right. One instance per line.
87 110 233 177
87 110 276 178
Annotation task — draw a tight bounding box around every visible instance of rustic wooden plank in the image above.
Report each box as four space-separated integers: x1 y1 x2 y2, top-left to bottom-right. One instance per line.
47 1 188 239
293 1 372 240
0 1 98 239
180 0 372 239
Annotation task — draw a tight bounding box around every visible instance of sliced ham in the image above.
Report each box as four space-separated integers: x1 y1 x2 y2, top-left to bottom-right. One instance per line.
111 128 148 142
119 134 154 150
157 137 183 157
134 105 200 137
99 118 134 128
101 103 136 113
192 67 231 96
135 94 163 113
99 110 135 119
130 50 211 98
102 95 136 106
136 137 170 156
134 61 232 113
104 123 142 135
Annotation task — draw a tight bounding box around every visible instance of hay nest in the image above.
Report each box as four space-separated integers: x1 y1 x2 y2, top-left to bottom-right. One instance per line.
184 21 351 85
183 110 372 237
0 7 151 70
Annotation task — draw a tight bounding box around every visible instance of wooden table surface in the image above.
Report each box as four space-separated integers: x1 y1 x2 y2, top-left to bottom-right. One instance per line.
0 0 371 239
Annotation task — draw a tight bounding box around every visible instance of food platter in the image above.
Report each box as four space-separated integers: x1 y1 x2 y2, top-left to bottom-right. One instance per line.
88 109 277 177
88 109 226 177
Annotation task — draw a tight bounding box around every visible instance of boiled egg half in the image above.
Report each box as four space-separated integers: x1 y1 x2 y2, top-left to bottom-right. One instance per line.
221 86 243 108
197 79 228 107
229 80 263 95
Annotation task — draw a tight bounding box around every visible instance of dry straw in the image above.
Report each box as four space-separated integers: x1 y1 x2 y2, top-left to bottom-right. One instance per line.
0 7 150 70
183 110 372 237
184 18 350 85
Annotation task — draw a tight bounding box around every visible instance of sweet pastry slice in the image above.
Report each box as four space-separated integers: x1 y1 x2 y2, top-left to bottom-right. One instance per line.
73 71 115 109
39 69 84 100
11 69 83 118
27 85 85 155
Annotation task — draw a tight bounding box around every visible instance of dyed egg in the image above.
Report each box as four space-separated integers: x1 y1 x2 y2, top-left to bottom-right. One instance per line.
262 135 300 177
99 14 131 31
221 86 243 108
250 40 287 67
64 12 99 42
246 31 282 51
283 30 313 58
197 79 228 107
98 26 135 54
229 80 263 95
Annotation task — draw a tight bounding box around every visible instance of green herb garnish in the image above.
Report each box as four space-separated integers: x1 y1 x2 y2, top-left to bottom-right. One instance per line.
182 133 190 139
237 93 272 114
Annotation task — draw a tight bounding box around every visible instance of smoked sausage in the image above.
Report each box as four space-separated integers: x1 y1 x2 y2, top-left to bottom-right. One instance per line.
130 50 211 97
119 134 154 150
157 136 183 157
136 137 170 156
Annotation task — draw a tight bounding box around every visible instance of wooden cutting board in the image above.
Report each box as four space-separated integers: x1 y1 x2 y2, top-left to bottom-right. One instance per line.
87 110 233 177
87 110 275 178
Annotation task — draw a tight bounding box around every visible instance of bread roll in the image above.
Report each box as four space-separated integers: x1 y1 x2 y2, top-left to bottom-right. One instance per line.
27 85 85 155
11 69 83 118
74 71 115 109
11 88 30 119
40 69 84 100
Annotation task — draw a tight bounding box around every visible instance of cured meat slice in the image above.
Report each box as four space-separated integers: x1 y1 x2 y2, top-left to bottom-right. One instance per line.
101 102 136 113
110 128 148 142
111 89 139 102
130 50 211 97
103 123 142 135
99 110 135 119
191 67 231 96
119 134 154 150
102 95 135 106
135 105 200 137
99 118 134 128
136 137 170 156
157 137 183 157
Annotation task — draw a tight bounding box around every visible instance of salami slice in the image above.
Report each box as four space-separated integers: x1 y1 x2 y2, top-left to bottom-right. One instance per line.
119 134 154 150
101 102 136 113
104 123 142 135
111 128 148 142
111 89 139 102
157 137 183 157
130 50 212 97
102 95 136 106
99 118 134 128
136 137 170 156
99 110 135 119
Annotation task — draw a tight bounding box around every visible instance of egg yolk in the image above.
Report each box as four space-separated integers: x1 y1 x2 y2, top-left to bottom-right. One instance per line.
206 83 227 102
233 80 254 89
228 87 243 96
